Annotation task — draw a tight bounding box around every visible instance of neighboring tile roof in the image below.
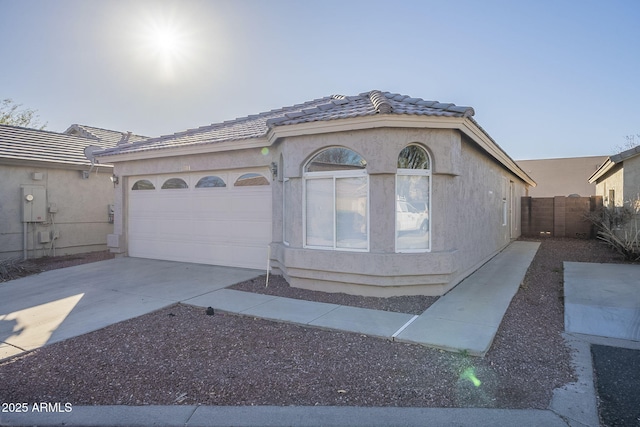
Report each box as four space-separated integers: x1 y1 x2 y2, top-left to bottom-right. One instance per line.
96 90 476 157
0 124 143 167
64 124 148 145
589 144 640 183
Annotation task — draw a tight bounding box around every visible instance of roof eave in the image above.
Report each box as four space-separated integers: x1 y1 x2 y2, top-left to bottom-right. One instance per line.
94 136 271 163
588 158 616 183
0 156 113 170
267 115 536 187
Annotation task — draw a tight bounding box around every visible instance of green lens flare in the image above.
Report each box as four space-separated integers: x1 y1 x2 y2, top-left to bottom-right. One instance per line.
461 367 482 387
261 147 269 155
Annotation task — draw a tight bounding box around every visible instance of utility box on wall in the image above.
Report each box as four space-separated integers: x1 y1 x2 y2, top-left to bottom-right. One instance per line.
21 185 47 222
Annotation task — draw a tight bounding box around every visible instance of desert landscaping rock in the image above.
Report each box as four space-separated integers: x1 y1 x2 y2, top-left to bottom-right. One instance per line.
0 238 633 409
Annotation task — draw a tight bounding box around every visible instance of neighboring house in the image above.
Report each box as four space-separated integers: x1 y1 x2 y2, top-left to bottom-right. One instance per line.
95 90 535 297
517 155 607 197
0 124 146 260
589 144 640 209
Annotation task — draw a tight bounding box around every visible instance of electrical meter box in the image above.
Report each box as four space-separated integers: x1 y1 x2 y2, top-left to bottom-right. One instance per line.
21 185 47 222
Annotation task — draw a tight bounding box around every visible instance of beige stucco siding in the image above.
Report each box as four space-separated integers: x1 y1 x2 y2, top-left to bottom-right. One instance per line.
269 128 526 296
0 164 114 259
105 125 528 296
623 155 640 205
517 156 606 197
595 164 624 207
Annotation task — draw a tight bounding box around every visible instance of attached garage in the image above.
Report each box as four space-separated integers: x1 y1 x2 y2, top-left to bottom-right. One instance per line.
97 90 535 296
127 170 272 270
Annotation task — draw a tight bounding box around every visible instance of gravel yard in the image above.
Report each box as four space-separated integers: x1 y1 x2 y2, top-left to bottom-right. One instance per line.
0 238 632 408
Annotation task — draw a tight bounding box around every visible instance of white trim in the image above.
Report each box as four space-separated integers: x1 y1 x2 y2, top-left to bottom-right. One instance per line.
395 145 432 253
95 137 270 163
267 115 534 187
96 115 534 187
283 177 290 246
303 174 370 253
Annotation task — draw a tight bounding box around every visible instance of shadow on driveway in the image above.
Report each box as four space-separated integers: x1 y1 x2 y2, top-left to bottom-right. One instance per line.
0 258 261 360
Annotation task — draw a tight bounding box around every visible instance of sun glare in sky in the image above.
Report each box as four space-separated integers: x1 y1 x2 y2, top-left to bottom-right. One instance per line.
133 7 196 82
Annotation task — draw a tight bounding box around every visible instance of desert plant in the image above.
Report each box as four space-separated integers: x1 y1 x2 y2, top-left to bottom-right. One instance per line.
0 257 42 282
586 198 640 261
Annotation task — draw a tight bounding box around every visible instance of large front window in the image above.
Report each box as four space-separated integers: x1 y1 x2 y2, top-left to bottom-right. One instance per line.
304 147 368 251
396 145 431 252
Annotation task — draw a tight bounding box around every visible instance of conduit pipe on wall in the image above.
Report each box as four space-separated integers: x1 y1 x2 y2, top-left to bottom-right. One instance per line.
23 222 28 260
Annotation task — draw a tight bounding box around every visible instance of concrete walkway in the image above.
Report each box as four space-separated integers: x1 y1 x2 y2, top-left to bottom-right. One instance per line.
1 242 540 361
185 241 540 356
396 241 539 355
0 405 569 427
1 241 559 427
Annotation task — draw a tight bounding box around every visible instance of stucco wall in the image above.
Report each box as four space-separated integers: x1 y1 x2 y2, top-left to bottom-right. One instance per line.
623 155 640 206
0 164 114 260
105 127 527 297
595 164 624 207
270 128 525 296
517 156 606 197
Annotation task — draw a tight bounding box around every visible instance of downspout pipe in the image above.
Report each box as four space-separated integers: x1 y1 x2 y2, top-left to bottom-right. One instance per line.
23 222 28 260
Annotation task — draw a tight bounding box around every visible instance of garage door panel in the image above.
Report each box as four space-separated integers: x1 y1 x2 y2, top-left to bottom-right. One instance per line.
228 220 272 243
128 172 272 270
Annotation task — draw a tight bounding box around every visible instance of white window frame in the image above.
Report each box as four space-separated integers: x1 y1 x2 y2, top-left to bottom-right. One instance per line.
395 146 432 253
303 168 370 252
283 177 290 246
502 198 508 226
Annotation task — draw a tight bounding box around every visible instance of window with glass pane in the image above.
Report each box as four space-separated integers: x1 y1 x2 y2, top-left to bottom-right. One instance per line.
234 173 269 186
396 145 430 252
304 147 369 251
305 178 333 247
161 178 188 189
131 180 155 190
397 145 430 169
305 147 367 172
336 177 368 249
196 176 226 188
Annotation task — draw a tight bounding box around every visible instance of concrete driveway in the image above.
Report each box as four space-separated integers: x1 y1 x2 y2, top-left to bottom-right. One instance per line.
0 258 261 360
564 261 640 341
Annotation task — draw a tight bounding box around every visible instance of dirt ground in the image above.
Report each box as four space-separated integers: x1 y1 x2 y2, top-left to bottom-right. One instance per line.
0 238 633 408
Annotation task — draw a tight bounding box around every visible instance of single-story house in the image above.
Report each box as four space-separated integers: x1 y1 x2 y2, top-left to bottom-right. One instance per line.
95 90 535 296
589 144 640 209
0 124 145 260
517 155 607 197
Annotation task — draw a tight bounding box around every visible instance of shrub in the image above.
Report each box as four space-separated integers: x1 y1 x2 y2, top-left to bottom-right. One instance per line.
0 257 42 282
586 199 640 261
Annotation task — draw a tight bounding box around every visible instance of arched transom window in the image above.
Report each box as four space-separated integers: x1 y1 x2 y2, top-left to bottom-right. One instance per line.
304 147 368 251
396 144 431 252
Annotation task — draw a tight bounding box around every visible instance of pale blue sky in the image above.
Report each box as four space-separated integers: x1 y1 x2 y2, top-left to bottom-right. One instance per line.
1 0 638 160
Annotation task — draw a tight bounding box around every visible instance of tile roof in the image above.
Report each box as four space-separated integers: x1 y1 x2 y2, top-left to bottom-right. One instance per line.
588 143 640 183
96 90 476 157
64 124 148 145
0 124 143 167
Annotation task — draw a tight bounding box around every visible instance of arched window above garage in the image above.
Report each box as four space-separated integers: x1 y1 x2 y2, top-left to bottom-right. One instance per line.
195 176 226 188
131 179 155 190
161 178 188 189
234 173 269 186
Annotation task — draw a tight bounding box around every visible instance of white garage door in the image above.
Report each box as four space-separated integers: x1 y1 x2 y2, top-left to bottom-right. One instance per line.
128 170 272 270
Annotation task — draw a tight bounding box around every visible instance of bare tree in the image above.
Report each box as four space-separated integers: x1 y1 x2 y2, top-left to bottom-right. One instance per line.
612 134 640 154
0 98 47 129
